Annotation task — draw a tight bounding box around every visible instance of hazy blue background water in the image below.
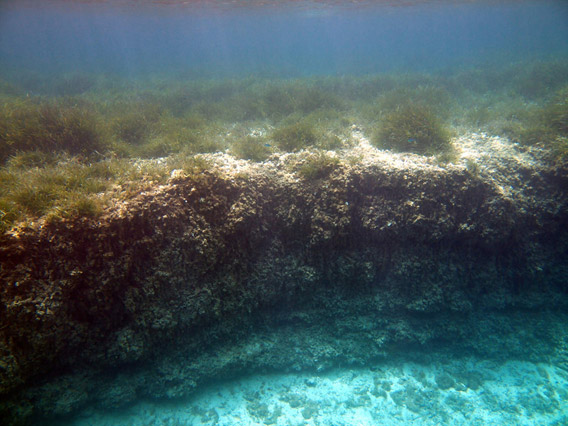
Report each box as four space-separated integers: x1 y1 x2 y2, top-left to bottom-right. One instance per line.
1 0 567 79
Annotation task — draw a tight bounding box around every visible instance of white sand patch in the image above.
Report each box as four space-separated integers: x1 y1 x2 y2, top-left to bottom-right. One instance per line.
69 358 568 426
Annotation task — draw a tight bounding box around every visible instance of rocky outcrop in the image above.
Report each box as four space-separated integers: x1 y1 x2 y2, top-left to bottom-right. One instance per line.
1 138 567 424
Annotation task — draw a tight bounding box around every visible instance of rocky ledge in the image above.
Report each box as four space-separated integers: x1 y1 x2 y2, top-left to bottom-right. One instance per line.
1 133 567 424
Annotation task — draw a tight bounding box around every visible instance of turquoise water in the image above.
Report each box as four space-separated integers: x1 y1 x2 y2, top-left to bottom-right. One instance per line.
66 360 568 426
1 1 568 425
1 0 567 77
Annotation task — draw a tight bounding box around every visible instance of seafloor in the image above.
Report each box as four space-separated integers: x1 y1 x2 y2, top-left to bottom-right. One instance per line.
70 359 568 426
1 58 568 425
1 124 567 424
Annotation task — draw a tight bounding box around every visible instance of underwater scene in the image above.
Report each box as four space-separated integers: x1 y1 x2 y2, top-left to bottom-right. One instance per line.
0 0 568 425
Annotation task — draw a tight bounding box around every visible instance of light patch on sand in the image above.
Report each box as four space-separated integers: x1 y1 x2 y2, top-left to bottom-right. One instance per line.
69 359 568 426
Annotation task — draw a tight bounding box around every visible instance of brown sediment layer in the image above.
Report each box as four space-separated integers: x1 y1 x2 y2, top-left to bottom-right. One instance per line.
1 135 567 423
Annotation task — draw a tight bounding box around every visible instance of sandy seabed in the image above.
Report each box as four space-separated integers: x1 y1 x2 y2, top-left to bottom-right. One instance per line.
68 358 568 426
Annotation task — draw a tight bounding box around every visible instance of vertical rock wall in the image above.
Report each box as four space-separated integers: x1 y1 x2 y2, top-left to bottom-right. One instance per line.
1 150 567 424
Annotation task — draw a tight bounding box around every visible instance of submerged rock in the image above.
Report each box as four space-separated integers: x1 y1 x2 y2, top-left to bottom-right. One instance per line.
0 134 567 424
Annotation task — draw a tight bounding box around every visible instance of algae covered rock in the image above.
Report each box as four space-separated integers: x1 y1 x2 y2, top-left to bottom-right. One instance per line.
373 104 452 155
0 139 566 425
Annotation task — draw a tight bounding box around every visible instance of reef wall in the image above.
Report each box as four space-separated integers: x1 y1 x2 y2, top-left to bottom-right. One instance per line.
1 148 567 424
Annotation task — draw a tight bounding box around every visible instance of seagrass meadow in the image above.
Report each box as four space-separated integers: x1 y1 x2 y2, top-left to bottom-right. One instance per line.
1 61 568 232
1 1 568 425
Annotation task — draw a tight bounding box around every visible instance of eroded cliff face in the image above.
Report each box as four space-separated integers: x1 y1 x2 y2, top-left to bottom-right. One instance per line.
1 134 567 424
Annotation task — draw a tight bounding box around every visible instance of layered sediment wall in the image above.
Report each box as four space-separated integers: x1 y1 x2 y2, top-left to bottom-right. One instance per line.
1 135 567 424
